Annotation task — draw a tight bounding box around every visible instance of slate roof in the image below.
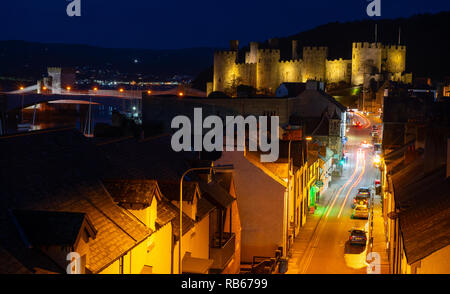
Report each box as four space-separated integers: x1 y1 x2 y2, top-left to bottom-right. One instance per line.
196 198 216 220
277 82 306 97
391 160 450 264
198 180 234 209
103 179 161 208
299 89 347 112
155 200 196 240
155 200 178 228
11 210 94 247
0 129 151 274
158 181 199 203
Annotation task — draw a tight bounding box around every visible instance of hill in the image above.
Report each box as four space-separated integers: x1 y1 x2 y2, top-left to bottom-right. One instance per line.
0 12 448 85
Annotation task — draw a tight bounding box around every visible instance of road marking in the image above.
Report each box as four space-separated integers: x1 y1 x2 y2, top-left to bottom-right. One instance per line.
337 150 366 218
298 149 361 273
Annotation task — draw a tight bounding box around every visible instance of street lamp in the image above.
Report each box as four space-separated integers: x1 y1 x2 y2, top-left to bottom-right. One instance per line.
178 164 233 274
19 86 25 123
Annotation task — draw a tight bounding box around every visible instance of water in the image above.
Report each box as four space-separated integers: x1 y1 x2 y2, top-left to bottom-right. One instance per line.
7 101 137 135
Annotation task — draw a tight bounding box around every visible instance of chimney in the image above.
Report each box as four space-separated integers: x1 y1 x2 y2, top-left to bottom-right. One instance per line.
230 40 239 51
292 40 299 60
306 80 319 90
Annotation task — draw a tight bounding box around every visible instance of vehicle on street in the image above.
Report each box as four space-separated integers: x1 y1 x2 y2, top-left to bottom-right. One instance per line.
353 194 370 207
348 229 367 245
360 140 371 148
352 205 369 219
357 187 371 196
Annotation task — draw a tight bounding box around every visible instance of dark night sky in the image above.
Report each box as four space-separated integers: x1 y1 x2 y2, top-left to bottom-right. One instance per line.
1 0 449 49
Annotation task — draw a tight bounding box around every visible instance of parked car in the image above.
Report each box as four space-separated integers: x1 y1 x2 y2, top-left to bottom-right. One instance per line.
352 205 369 219
348 229 367 245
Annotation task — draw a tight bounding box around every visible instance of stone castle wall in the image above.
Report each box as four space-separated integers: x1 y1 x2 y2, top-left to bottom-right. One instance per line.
302 46 328 82
326 58 352 84
213 40 407 96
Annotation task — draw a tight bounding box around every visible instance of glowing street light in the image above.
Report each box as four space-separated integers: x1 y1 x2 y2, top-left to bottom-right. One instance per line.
178 92 184 97
119 88 124 93
42 86 47 91
66 86 71 91
93 87 98 92
147 90 152 94
19 86 24 90
373 154 381 167
305 136 313 141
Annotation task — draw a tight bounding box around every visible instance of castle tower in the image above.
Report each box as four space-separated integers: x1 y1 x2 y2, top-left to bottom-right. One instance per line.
351 42 382 86
292 40 299 60
256 49 280 94
382 45 406 81
302 46 328 82
246 42 259 64
213 41 239 93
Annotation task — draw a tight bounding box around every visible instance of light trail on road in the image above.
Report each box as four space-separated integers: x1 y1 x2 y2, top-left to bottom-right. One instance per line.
337 149 366 218
324 151 360 219
299 149 362 273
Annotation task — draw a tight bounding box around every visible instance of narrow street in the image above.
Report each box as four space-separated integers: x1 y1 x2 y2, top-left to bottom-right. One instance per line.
288 112 386 274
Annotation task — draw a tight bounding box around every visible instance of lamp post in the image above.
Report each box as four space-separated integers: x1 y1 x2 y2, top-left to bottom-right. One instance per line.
178 164 233 274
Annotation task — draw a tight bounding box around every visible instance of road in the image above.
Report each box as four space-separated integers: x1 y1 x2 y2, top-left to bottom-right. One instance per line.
296 112 380 274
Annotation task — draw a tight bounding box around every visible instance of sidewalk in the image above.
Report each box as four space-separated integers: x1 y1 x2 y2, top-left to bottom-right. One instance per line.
368 194 390 274
286 183 339 274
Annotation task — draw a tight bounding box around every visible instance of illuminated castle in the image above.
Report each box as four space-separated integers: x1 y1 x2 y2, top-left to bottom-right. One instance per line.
211 40 411 96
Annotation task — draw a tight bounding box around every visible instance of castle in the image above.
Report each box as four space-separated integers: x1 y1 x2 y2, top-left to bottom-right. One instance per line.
210 40 411 96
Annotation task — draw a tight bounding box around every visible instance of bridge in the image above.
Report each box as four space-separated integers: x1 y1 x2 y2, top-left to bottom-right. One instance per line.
2 92 140 112
2 87 206 112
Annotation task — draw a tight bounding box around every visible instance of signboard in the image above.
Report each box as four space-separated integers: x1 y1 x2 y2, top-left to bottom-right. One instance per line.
315 180 324 188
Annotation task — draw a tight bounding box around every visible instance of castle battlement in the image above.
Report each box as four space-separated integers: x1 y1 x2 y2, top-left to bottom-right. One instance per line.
214 50 237 56
279 59 302 65
383 44 406 51
257 48 280 54
303 46 328 52
326 58 351 63
353 42 383 49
